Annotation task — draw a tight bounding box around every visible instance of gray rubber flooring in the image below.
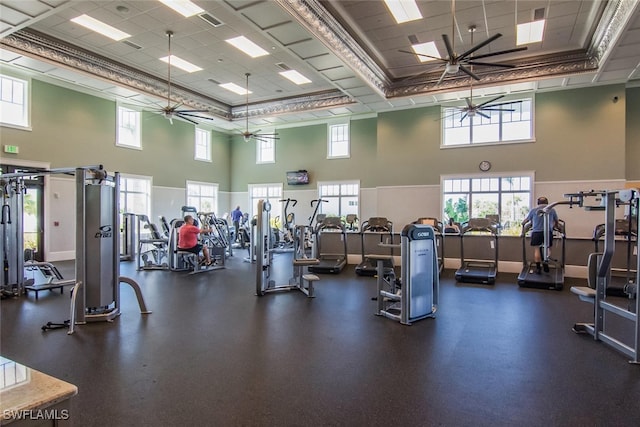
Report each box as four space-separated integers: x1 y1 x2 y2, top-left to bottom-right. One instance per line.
2 254 639 426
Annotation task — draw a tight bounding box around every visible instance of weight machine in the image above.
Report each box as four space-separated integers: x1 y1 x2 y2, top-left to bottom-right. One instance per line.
565 189 639 364
255 199 320 297
372 224 439 325
136 214 169 270
1 166 151 334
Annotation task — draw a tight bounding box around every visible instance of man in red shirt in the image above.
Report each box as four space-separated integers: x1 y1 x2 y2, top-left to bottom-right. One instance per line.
178 215 212 266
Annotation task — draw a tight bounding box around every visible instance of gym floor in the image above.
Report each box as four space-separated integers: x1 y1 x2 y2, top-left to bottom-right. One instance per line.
2 254 639 426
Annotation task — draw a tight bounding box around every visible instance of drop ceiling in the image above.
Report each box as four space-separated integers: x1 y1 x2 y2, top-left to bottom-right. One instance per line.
1 0 639 132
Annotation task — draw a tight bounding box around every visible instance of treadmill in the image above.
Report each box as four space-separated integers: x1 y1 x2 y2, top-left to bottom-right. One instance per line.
355 217 394 276
518 220 566 291
454 218 499 284
308 216 347 274
592 218 638 297
413 217 444 274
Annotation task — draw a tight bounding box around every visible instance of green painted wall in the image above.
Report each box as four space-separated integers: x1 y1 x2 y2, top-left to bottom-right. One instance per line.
377 84 627 185
627 87 640 181
0 79 231 188
229 117 378 191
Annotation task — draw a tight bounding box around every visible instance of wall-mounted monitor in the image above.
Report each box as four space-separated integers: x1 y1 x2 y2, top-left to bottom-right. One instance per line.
286 170 309 185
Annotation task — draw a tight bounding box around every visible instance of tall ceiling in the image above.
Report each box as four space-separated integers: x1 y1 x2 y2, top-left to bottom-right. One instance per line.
1 0 639 132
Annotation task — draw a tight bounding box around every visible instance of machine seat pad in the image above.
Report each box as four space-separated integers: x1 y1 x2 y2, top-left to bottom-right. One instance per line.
293 258 319 266
302 274 320 282
570 286 596 298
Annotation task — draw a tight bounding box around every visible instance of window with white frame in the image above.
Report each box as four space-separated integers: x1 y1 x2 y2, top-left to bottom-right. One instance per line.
0 74 29 128
195 128 211 162
318 181 359 221
186 181 218 214
120 175 151 217
249 184 282 227
116 105 141 149
328 122 350 158
442 174 532 235
256 139 275 164
442 97 533 146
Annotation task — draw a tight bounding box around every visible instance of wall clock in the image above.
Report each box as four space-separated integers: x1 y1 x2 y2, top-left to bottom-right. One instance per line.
479 160 492 172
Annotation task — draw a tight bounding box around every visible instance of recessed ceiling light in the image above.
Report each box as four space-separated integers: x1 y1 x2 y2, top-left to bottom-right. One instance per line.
159 55 202 73
384 0 422 24
411 41 440 63
279 70 311 85
158 0 204 18
517 20 546 45
219 82 250 95
225 36 269 58
70 15 131 41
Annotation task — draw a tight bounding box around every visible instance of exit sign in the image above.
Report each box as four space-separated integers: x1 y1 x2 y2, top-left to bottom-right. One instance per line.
3 145 19 154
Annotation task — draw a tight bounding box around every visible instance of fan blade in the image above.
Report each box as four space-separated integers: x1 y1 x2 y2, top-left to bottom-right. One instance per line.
175 114 198 124
398 49 446 62
178 109 211 113
480 100 523 108
442 34 455 60
437 109 462 122
465 97 473 108
436 68 448 85
480 108 515 112
477 111 491 119
459 64 480 80
457 33 502 61
466 60 516 69
469 46 528 61
255 134 279 140
168 117 173 125
476 95 505 108
400 66 442 83
459 113 469 123
178 112 214 120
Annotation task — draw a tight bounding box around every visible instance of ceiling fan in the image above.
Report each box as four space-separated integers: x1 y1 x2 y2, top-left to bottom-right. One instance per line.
239 73 279 143
399 0 527 85
444 90 521 123
442 28 522 122
152 31 213 125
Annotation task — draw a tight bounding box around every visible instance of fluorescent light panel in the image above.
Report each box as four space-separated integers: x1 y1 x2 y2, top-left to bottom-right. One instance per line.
225 36 269 58
384 0 422 24
279 70 311 85
158 0 204 17
159 55 202 73
70 14 130 41
412 41 440 63
219 83 250 95
517 20 546 45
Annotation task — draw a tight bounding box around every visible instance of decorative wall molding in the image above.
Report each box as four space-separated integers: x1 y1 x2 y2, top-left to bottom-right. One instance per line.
232 90 355 119
276 0 389 97
1 29 357 122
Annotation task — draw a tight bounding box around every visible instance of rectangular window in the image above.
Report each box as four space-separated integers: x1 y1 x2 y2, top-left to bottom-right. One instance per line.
318 181 359 221
328 123 350 158
117 105 141 149
186 181 218 214
195 128 211 162
119 175 151 217
442 174 532 235
249 184 282 224
0 74 29 128
442 97 533 147
256 139 275 164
